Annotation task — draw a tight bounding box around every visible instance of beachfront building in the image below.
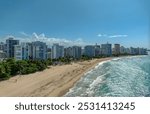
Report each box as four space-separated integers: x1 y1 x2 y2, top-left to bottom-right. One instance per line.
14 45 22 60
84 45 95 57
31 41 47 60
113 44 120 55
94 44 101 57
25 43 33 60
125 48 130 54
135 48 140 55
6 37 19 58
81 48 85 55
0 50 7 61
47 48 52 59
120 46 131 54
52 43 64 59
130 47 137 55
101 43 112 56
114 44 120 55
0 42 5 51
137 48 147 55
14 43 30 60
14 41 48 60
120 46 126 54
129 47 148 55
72 46 82 59
64 47 73 58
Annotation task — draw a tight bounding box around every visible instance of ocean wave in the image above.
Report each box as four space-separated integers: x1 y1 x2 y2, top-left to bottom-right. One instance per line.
65 56 150 97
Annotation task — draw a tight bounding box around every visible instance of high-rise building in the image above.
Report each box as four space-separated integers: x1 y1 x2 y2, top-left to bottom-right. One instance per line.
130 47 136 55
81 48 85 55
120 46 126 54
114 44 120 55
125 48 130 54
25 43 33 60
14 41 48 60
6 38 19 58
31 41 47 60
22 43 31 60
129 47 148 55
52 43 64 59
14 43 30 60
14 45 22 60
139 48 147 55
47 48 52 59
0 50 7 61
101 43 112 56
84 45 95 57
135 48 140 55
72 46 82 59
64 47 73 57
0 42 5 51
94 44 101 56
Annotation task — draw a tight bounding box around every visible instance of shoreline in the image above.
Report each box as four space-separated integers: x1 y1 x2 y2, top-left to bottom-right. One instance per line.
0 57 112 97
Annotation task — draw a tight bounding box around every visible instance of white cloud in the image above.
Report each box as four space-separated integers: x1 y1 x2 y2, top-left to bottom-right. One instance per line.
109 35 128 38
32 32 39 39
19 31 31 37
97 33 128 38
97 34 102 37
16 32 87 47
97 34 107 37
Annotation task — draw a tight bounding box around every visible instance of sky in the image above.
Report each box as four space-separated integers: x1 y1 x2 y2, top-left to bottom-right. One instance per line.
0 0 150 48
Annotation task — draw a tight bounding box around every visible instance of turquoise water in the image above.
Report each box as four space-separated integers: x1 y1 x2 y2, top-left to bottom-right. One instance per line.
65 55 150 97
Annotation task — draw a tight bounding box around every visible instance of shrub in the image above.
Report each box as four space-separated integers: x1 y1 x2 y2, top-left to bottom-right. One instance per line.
6 58 19 76
0 63 11 80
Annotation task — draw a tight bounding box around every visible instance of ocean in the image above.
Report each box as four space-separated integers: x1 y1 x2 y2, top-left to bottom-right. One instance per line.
65 55 150 97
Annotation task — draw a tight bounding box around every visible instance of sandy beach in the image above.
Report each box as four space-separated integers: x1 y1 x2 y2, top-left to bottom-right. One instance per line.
0 58 112 97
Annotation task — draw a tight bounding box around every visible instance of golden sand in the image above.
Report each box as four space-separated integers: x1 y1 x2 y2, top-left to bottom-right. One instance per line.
0 58 112 97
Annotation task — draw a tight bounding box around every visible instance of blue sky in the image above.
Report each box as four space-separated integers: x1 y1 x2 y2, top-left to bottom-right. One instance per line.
0 0 150 48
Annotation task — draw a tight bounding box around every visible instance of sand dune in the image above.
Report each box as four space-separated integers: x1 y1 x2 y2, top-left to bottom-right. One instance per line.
0 58 112 97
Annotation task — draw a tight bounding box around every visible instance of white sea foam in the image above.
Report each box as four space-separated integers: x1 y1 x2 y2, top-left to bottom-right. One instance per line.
65 56 150 97
111 57 122 61
65 59 111 96
84 59 111 75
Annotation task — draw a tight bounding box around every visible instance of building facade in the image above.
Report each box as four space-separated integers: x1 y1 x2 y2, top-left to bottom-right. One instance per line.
0 42 5 51
64 47 73 57
0 50 7 61
114 44 120 55
6 38 19 58
14 45 22 60
14 43 30 60
84 45 95 57
94 44 101 57
130 47 136 55
101 43 112 56
52 43 64 59
72 46 82 59
31 41 47 60
120 46 126 54
14 42 47 60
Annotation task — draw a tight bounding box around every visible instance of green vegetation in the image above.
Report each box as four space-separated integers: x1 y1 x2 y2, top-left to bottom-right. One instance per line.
0 62 11 80
0 53 137 81
0 57 73 81
0 58 50 81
